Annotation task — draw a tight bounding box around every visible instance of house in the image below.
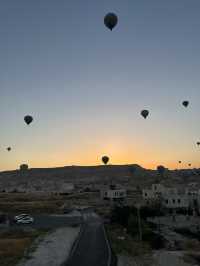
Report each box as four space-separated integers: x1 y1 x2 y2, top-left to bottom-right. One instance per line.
143 184 165 204
162 194 189 209
143 183 189 209
101 185 126 202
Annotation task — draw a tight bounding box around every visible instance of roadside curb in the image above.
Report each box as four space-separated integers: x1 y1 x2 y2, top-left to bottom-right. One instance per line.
63 222 85 266
103 224 118 266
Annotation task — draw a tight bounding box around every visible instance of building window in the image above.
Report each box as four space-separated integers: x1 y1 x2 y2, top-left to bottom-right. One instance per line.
172 199 175 204
178 199 181 204
145 193 147 197
165 199 168 204
154 186 157 190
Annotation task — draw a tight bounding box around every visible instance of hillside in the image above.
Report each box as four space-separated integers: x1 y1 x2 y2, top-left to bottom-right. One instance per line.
0 164 199 192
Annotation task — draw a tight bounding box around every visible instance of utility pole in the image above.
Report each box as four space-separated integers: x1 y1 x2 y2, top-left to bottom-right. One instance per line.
136 204 142 242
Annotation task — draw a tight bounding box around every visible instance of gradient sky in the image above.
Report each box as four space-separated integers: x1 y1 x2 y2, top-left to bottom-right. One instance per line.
1 0 200 171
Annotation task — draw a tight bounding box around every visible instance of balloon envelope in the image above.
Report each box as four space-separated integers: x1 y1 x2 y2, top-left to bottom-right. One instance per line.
7 147 11 151
102 156 109 165
24 115 33 125
104 13 118 31
157 165 165 175
197 142 200 146
182 101 189 107
141 110 149 119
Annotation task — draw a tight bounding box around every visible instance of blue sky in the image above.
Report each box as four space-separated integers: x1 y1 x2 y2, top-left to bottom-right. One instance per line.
1 0 200 170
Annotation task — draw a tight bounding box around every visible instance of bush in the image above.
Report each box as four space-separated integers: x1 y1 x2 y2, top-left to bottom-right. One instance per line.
127 214 140 237
111 206 131 227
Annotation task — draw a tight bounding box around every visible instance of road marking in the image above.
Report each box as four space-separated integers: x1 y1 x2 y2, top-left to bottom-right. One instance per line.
102 224 111 266
67 223 85 262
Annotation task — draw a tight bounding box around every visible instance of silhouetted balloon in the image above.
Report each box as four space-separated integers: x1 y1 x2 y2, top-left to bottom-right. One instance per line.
141 110 149 119
182 101 189 108
102 156 109 165
197 142 200 146
157 165 165 176
20 164 28 171
188 163 191 167
179 161 182 164
24 115 33 125
104 13 118 31
7 147 11 152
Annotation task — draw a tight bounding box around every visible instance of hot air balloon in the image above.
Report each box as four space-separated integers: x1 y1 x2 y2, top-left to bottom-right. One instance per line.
7 147 11 152
141 110 149 119
102 156 109 165
179 161 182 164
157 165 165 177
197 142 200 146
24 115 33 125
188 163 191 167
104 13 118 31
182 101 189 108
20 164 28 171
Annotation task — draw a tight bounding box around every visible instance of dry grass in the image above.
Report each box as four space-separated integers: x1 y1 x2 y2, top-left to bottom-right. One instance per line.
0 229 48 266
106 224 151 257
0 192 101 214
0 193 67 214
184 239 200 251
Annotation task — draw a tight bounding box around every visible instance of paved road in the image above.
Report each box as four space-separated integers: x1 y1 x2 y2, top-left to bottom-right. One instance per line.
9 214 82 229
66 212 110 266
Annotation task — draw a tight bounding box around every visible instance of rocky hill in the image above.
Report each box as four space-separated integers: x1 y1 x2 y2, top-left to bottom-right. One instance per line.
0 164 199 192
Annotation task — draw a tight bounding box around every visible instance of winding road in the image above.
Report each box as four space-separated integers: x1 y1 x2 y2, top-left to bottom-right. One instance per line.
65 211 114 266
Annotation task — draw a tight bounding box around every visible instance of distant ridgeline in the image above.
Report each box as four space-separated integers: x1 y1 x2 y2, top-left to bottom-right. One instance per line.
0 164 199 193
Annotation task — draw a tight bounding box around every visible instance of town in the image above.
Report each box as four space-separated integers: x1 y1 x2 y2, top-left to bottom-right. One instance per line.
1 164 200 266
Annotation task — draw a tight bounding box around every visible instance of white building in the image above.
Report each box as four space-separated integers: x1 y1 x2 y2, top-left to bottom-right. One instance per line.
143 184 189 209
143 184 166 203
162 194 189 209
101 185 126 201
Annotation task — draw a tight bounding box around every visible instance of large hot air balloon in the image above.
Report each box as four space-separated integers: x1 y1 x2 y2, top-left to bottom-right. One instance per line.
104 13 118 31
24 115 33 125
7 147 11 152
141 110 149 119
157 165 165 177
102 156 109 165
182 101 189 108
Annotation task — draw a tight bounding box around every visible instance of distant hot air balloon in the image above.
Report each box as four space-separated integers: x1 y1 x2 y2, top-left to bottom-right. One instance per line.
102 156 109 165
20 164 28 171
179 161 182 164
182 101 189 108
157 165 165 177
197 142 200 146
7 147 11 152
104 13 118 31
24 115 33 125
141 110 149 119
188 163 191 167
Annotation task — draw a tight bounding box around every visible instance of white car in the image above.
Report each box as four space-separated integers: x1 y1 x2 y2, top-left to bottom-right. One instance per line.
16 216 34 224
14 214 29 221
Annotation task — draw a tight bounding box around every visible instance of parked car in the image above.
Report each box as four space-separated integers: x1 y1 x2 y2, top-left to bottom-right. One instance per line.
14 214 34 224
16 216 34 224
